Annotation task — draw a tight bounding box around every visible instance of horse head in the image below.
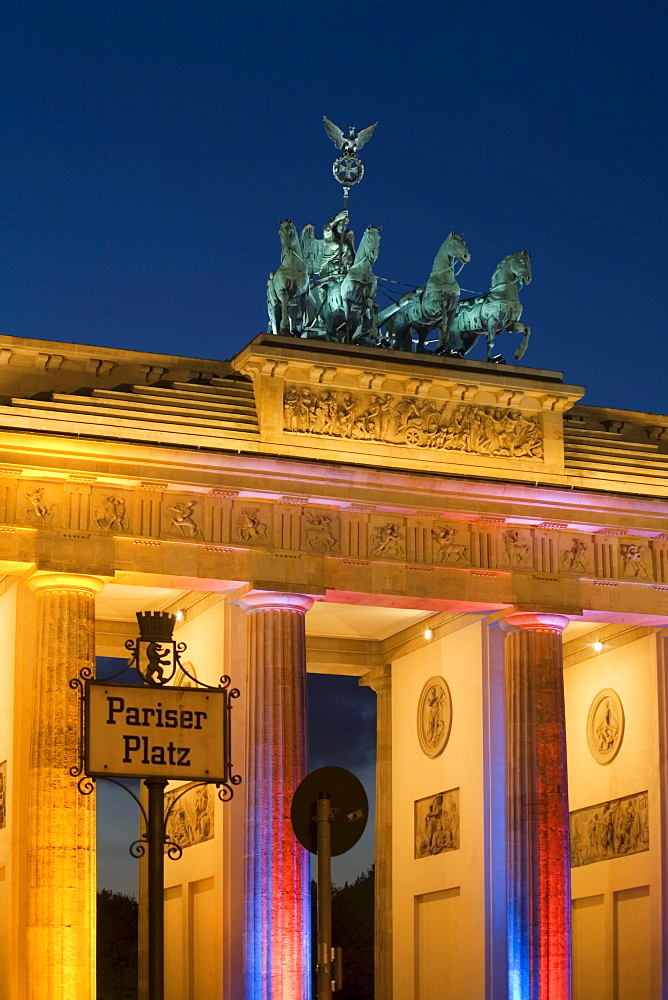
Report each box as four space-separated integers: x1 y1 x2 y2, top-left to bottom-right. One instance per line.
445 232 471 265
512 250 532 286
491 250 532 289
278 218 298 248
356 225 381 265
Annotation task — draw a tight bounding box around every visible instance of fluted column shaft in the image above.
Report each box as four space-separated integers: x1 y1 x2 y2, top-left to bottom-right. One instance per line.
26 573 104 1000
360 664 392 1000
239 591 315 1000
502 612 571 1000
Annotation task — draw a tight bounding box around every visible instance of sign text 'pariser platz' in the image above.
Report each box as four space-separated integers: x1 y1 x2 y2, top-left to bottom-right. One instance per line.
85 681 228 781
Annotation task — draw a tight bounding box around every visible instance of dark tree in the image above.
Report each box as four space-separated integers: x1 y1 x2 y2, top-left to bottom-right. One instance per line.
332 867 374 999
312 867 375 1000
97 889 138 1000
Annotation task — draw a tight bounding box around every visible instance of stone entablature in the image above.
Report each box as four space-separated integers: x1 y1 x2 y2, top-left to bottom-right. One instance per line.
235 334 583 479
3 474 668 616
3 333 668 496
0 333 230 397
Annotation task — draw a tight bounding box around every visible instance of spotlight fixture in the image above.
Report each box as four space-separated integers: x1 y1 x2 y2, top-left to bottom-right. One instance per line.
175 609 184 621
593 641 603 653
424 628 433 640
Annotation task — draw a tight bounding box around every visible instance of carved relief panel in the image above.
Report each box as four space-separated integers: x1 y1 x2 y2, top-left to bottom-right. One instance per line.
283 385 543 460
93 493 130 533
20 483 59 525
619 538 652 579
302 510 339 553
233 503 272 547
500 528 534 570
414 787 460 859
163 497 202 539
586 688 624 765
570 790 648 868
559 535 591 574
164 781 214 851
417 676 452 758
431 524 470 566
368 519 406 560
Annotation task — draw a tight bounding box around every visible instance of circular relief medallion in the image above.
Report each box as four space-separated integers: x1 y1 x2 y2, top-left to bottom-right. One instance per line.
586 688 625 765
417 676 452 758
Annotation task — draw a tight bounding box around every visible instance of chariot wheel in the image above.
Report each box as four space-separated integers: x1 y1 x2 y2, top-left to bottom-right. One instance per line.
405 427 423 447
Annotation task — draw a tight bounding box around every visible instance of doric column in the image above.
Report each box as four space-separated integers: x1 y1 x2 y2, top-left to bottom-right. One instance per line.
26 573 105 1000
501 611 571 1000
238 590 316 1000
360 664 392 1000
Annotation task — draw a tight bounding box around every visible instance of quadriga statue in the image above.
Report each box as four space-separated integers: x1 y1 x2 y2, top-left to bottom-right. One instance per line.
377 232 470 353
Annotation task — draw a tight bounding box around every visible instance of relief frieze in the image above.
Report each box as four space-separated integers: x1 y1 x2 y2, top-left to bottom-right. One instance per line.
369 522 405 559
560 537 590 573
235 506 270 545
570 791 648 868
502 529 533 567
619 541 650 578
170 500 200 538
431 526 469 565
303 511 338 552
415 787 460 859
164 782 214 851
95 495 129 532
283 385 543 459
24 486 56 523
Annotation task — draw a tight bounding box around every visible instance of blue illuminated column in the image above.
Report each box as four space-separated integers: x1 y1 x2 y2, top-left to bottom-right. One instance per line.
501 612 571 1000
238 591 316 1000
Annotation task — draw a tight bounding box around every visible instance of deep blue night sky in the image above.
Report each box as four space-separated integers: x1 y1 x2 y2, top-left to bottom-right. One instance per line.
5 2 666 894
2 2 667 411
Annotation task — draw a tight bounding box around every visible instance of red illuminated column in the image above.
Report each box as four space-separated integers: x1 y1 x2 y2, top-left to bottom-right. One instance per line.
501 612 572 1000
238 591 316 1000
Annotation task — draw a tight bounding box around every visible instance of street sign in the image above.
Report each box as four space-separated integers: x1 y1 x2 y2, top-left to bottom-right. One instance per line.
85 681 228 781
291 766 368 856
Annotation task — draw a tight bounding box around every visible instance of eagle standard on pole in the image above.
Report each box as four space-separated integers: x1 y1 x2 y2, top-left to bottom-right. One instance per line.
323 116 377 210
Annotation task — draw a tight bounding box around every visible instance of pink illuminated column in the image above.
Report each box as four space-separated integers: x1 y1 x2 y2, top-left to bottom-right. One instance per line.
238 591 316 1000
501 612 571 1000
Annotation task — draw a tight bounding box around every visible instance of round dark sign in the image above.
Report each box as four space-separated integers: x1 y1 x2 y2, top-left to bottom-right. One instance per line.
291 766 368 856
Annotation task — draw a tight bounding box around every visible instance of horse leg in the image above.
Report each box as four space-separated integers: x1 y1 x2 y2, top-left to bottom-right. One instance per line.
458 332 478 357
267 278 278 335
439 306 456 354
486 326 506 364
349 307 364 344
280 288 290 335
511 322 531 361
396 324 412 353
415 326 429 353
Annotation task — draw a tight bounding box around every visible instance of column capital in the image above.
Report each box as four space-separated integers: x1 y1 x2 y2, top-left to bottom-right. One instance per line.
359 663 391 694
235 589 320 615
27 572 105 596
499 611 570 635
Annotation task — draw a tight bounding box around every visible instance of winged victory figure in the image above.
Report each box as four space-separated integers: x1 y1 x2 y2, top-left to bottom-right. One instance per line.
323 117 378 155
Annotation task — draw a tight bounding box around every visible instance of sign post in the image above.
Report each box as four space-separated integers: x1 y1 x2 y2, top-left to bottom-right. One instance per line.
70 610 241 1000
316 793 333 1000
146 777 168 1000
291 766 368 999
